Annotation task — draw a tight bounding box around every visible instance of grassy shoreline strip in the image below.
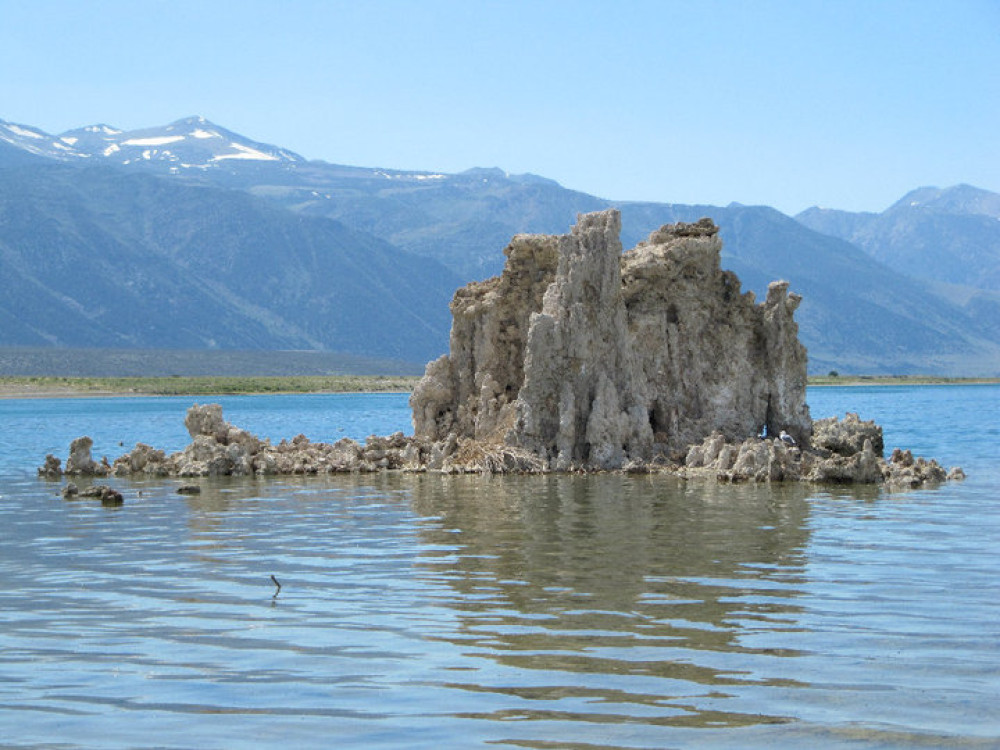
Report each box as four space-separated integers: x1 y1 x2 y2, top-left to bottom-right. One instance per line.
1 374 997 397
808 375 1000 386
0 375 423 396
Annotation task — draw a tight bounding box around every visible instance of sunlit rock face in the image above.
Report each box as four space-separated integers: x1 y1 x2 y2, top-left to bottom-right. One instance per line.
410 209 812 470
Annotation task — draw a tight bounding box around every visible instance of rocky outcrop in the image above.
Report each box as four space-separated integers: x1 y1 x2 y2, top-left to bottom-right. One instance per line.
811 412 884 457
38 436 112 478
681 413 960 487
411 209 810 470
99 404 426 478
101 404 543 478
39 404 427 479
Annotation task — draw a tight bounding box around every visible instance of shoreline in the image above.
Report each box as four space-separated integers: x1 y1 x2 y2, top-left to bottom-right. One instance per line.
0 389 417 400
0 375 422 400
2 375 997 400
808 378 1000 387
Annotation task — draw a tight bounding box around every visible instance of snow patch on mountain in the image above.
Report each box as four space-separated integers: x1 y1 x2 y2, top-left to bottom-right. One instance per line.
211 142 280 161
7 124 45 139
375 170 447 181
123 135 185 146
85 125 122 135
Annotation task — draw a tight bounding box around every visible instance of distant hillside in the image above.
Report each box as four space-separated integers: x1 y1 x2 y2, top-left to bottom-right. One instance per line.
285 167 610 279
3 116 608 279
0 162 458 362
797 185 1000 292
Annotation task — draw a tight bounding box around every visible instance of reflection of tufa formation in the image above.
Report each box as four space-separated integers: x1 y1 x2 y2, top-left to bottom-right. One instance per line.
411 209 811 470
39 211 963 487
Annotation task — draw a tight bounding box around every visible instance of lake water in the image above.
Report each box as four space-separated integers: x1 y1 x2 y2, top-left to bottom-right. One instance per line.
1 386 998 748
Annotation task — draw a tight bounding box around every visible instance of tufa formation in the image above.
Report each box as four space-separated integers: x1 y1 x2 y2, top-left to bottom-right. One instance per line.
410 209 811 469
40 210 962 487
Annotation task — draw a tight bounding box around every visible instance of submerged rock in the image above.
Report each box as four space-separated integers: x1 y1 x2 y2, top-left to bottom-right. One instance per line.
79 484 124 505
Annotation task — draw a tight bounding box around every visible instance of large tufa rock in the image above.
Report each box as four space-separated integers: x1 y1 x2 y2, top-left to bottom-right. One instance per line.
410 230 560 450
411 209 811 470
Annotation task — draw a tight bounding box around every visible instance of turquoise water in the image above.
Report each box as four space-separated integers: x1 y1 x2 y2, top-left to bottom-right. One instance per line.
0 386 998 748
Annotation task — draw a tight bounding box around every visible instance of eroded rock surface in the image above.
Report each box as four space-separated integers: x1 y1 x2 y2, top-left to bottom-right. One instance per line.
812 412 884 457
43 436 112 477
411 209 811 470
99 404 427 478
680 412 959 487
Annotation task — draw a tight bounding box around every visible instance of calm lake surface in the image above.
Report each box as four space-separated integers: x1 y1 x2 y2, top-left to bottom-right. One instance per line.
1 386 998 748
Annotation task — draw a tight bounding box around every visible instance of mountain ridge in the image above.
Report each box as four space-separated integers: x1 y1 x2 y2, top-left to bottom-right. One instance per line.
797 184 1000 293
2 115 999 375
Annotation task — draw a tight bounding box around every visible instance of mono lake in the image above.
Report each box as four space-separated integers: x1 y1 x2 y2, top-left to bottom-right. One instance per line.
1 386 998 748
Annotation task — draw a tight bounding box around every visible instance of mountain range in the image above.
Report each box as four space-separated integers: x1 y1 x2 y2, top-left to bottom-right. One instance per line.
1 115 998 375
797 184 1000 295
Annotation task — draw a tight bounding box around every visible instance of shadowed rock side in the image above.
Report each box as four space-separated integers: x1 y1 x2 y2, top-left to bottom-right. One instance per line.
411 209 811 470
39 211 963 487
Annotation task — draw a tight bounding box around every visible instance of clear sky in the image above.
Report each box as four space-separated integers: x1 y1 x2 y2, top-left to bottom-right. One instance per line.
1 0 997 215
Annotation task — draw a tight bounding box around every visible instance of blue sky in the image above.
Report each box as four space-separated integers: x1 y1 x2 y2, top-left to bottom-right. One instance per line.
2 0 997 215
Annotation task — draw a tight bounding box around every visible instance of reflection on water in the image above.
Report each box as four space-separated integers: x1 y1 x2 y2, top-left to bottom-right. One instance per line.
409 474 817 731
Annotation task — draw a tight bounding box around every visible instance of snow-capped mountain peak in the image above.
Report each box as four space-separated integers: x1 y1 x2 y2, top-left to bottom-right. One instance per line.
58 116 306 170
0 116 305 172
